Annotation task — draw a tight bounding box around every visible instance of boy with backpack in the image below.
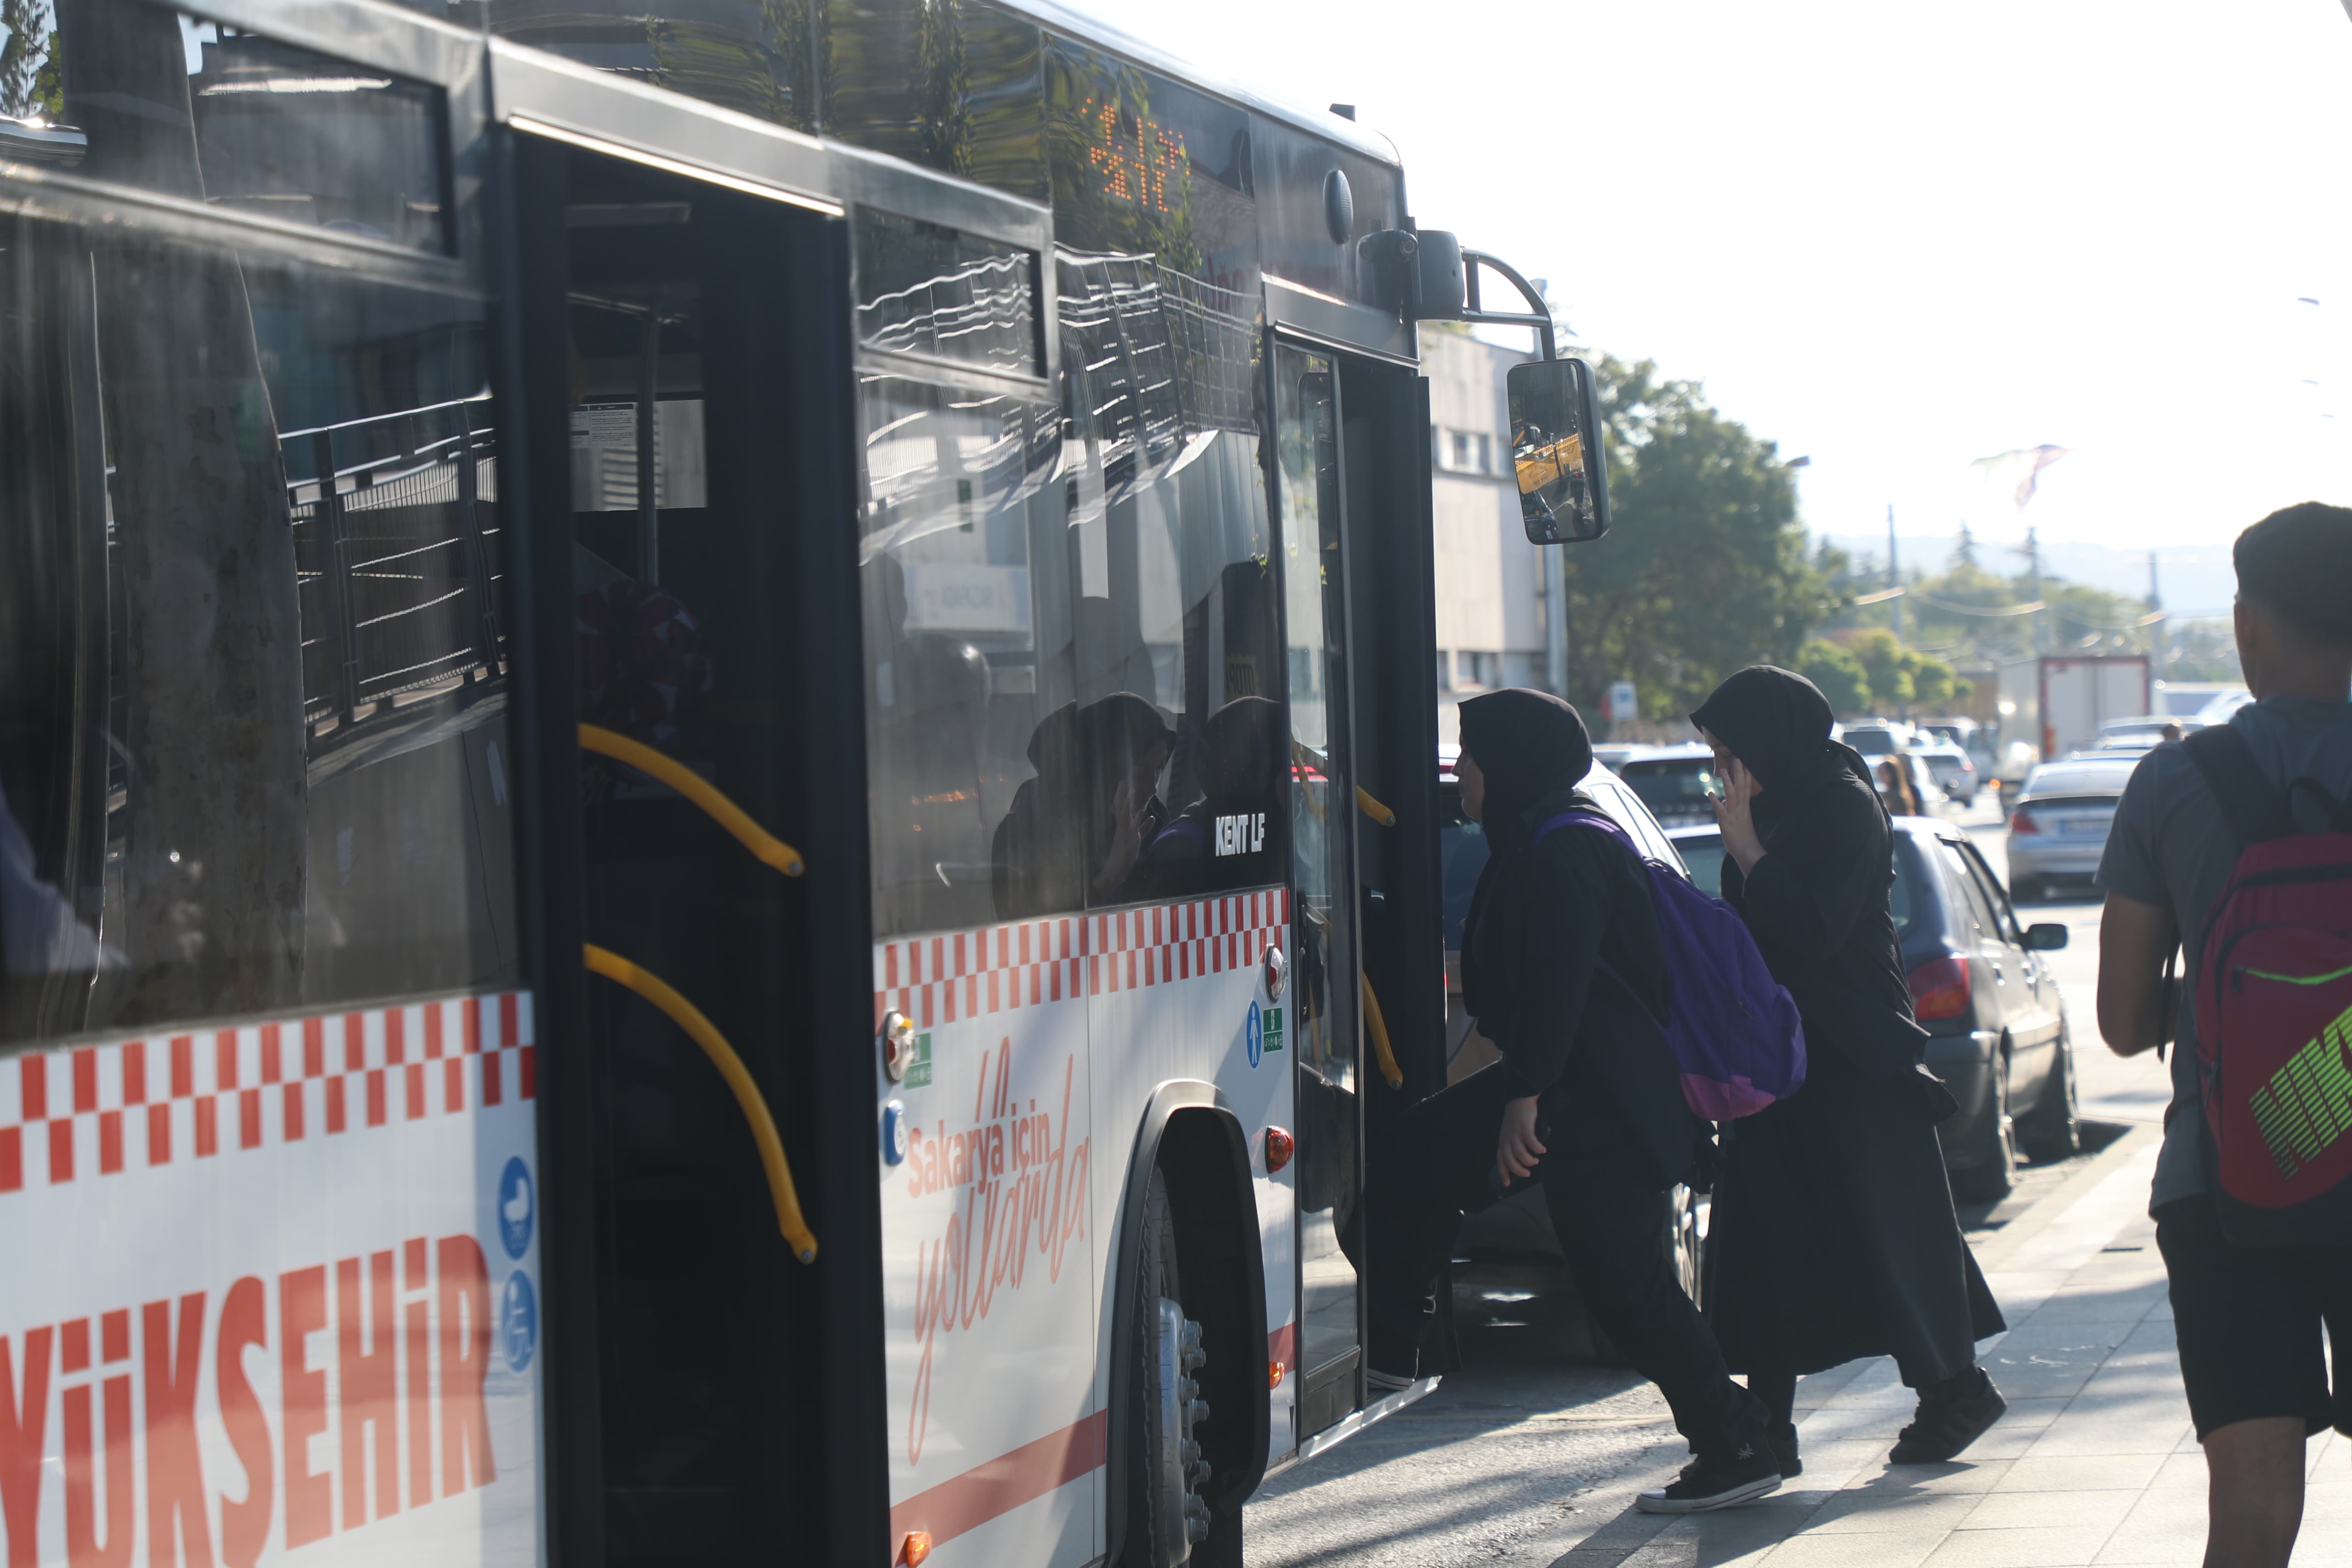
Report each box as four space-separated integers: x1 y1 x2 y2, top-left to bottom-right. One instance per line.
2097 501 2352 1568
1345 689 1806 1513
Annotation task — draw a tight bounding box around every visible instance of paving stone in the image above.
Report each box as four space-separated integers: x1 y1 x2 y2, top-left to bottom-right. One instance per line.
1799 1489 1983 1536
1920 1523 2118 1567
1961 1487 2138 1531
1996 1453 2167 1492
1759 1530 1939 1567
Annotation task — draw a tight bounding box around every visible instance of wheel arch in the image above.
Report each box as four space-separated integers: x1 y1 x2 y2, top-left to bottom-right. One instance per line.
1105 1079 1269 1562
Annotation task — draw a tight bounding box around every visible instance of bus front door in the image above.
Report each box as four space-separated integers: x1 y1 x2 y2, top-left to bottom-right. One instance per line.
508 133 888 1568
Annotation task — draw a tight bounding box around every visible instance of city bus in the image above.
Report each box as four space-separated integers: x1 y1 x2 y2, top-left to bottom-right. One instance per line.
0 1 1593 1564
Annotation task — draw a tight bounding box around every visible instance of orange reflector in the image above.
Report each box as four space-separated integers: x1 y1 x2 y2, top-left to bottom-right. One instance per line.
901 1531 933 1566
1269 1360 1286 1388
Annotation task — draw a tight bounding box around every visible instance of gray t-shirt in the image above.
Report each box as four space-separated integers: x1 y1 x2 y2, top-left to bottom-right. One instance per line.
2095 695 2352 1210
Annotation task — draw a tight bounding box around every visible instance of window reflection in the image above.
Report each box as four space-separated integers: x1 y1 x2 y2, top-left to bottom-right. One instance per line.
52 3 451 253
854 207 1039 376
0 214 515 1043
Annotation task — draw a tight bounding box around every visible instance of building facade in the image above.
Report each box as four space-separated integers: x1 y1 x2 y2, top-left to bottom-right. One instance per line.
1422 329 1551 742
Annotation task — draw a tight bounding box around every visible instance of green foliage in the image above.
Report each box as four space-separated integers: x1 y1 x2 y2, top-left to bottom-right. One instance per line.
1831 533 2152 667
0 0 54 122
1821 628 1959 716
1560 358 1838 722
1798 639 1871 715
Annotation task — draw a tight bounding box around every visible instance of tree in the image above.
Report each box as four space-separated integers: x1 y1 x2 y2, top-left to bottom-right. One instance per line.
1798 639 1870 715
1559 358 1838 721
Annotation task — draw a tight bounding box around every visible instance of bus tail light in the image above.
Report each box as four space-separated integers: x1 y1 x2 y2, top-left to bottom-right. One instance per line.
1264 1126 1295 1174
1907 956 1972 1020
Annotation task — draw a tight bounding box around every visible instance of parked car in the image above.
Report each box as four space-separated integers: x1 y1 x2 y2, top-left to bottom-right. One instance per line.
1439 755 1706 1308
1891 818 2079 1200
2005 756 2139 902
1840 720 1918 759
1665 823 1725 898
1911 740 1979 806
1614 743 1719 829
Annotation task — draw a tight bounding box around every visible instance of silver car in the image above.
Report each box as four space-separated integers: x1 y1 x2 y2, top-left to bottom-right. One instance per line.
2005 757 2140 902
1911 741 1979 806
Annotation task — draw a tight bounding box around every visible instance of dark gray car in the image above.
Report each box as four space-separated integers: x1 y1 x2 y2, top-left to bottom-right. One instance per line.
1892 818 2078 1200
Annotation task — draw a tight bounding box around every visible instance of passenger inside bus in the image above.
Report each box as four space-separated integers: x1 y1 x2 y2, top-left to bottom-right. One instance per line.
1130 695 1286 900
991 694 1173 917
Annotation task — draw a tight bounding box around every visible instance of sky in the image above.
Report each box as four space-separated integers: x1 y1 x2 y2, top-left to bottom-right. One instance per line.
1077 0 2352 610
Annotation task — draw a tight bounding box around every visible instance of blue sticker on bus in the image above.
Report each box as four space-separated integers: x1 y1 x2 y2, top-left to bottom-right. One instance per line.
502 1270 537 1372
1247 1001 1262 1068
498 1156 534 1259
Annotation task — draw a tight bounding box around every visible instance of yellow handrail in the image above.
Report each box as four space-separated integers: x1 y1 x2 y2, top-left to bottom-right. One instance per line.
1355 787 1396 827
1361 974 1404 1090
579 724 805 877
583 943 819 1263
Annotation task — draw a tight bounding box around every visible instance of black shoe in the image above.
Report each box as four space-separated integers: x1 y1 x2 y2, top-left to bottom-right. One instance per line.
1770 1422 1801 1479
1889 1371 2007 1464
1634 1443 1782 1514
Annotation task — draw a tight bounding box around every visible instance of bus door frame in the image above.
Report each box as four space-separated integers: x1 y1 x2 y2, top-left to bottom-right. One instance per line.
486 53 1048 1566
1265 297 1449 1449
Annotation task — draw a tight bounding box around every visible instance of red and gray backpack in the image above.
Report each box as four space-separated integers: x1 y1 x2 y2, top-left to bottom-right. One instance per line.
2183 724 2352 1245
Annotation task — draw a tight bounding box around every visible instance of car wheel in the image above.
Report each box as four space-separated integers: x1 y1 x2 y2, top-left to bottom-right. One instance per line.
2016 1025 2082 1163
1950 1049 2016 1203
1123 1167 1210 1565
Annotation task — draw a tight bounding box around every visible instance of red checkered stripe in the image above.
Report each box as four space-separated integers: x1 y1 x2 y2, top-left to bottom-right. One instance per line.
0 991 536 1197
873 889 1293 1030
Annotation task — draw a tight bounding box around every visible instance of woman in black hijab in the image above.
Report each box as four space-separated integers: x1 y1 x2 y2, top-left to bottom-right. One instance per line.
991 694 1173 917
1690 666 2006 1475
1350 689 1782 1514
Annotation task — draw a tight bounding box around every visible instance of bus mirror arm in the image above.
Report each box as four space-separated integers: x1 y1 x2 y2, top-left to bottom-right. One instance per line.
583 944 819 1263
1376 231 1558 362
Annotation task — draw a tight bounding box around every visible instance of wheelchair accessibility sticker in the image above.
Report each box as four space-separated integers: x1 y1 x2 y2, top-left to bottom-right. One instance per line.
1247 1002 1286 1068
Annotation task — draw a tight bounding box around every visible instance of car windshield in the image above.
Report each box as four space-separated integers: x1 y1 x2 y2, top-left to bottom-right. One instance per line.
2023 765 2135 798
1844 727 1897 754
1617 756 1716 816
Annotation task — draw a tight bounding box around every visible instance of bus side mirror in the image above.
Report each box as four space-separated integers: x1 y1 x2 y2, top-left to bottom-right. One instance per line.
1506 356 1610 544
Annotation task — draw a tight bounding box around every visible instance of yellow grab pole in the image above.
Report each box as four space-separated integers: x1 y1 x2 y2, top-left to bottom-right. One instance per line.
578 724 805 877
1361 974 1404 1090
583 943 818 1263
1355 787 1396 827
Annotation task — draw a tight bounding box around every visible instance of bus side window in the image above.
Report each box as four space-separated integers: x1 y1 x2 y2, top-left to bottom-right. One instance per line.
1054 258 1283 910
0 238 514 1044
858 376 1070 939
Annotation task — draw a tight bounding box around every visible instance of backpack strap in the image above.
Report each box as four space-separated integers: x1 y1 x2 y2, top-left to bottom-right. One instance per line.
2286 775 2352 833
2181 724 2294 849
1532 808 1634 850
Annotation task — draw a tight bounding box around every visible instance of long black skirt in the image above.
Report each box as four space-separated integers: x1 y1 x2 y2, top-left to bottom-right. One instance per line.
1703 1054 2005 1383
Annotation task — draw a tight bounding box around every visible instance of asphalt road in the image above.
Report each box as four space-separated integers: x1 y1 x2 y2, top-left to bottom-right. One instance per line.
1241 798 2173 1568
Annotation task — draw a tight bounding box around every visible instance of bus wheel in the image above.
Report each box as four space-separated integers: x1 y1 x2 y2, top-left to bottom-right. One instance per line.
1127 1166 1212 1565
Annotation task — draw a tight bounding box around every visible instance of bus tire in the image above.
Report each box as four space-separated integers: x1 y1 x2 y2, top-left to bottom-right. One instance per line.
1124 1165 1211 1567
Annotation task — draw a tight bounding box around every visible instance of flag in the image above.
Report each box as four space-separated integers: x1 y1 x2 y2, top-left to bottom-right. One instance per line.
1969 445 2069 511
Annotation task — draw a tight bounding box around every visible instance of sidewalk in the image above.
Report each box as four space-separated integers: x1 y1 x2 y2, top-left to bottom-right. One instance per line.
1566 1124 2352 1567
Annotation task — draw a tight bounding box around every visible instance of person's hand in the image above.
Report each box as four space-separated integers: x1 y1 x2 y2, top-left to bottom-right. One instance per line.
1496 1095 1547 1186
1093 778 1150 895
1713 755 1768 876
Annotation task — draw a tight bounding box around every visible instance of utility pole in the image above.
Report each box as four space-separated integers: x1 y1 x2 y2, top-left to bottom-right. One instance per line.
2026 527 2045 654
2147 550 2166 681
1887 504 1904 642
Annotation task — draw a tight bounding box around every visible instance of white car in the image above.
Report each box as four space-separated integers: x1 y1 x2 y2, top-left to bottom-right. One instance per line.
1911 741 1979 806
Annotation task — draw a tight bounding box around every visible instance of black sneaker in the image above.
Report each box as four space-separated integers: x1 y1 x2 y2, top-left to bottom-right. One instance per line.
1889 1371 2007 1464
1770 1422 1801 1479
1634 1443 1782 1514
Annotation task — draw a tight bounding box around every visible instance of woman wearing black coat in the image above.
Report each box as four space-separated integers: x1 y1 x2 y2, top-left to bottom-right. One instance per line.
1692 666 2006 1476
1351 689 1782 1514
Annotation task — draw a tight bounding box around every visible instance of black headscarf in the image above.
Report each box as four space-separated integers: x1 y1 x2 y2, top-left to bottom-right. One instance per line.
1458 688 1593 833
1689 665 1875 829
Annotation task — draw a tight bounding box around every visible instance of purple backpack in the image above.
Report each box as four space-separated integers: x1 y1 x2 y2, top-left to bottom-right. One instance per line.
1535 809 1807 1120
